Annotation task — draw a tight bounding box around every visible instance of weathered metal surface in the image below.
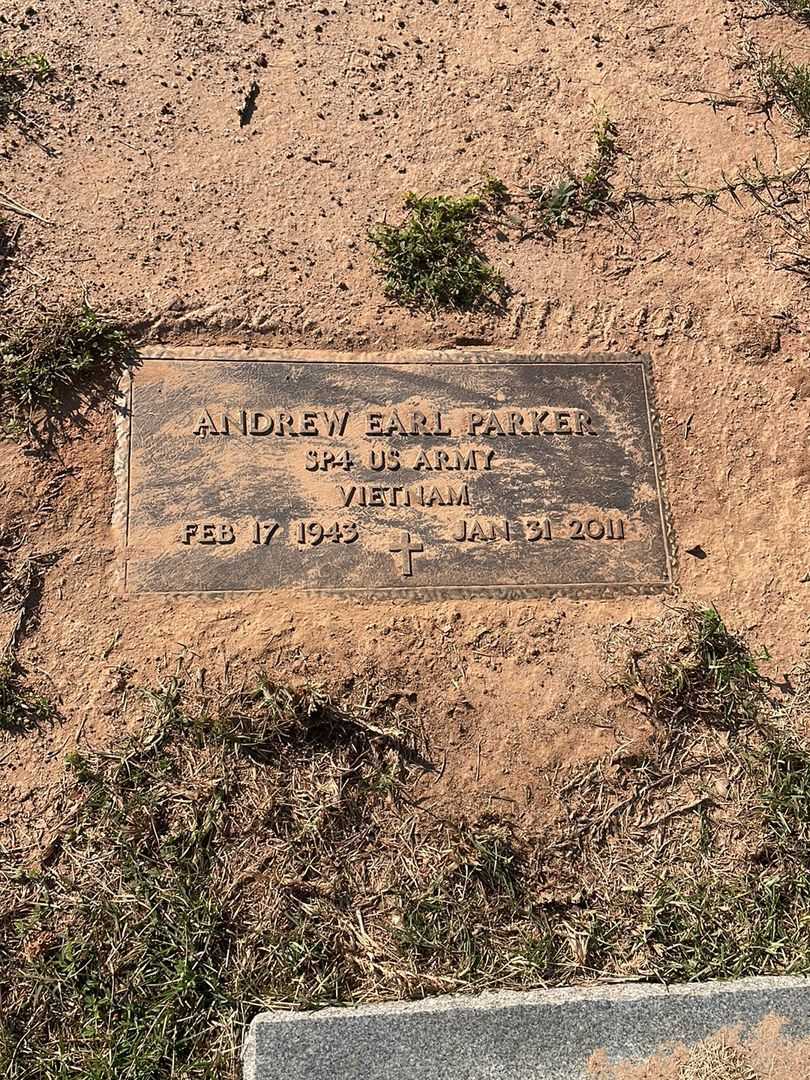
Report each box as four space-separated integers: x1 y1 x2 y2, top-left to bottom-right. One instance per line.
120 351 675 598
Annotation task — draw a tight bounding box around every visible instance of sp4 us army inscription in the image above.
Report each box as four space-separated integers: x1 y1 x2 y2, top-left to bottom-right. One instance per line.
117 351 675 599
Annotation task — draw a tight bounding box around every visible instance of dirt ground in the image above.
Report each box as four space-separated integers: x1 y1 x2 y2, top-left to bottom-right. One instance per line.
0 0 809 853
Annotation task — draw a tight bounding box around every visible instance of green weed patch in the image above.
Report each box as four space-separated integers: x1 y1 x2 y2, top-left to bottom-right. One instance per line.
0 302 135 438
368 193 508 313
368 115 619 312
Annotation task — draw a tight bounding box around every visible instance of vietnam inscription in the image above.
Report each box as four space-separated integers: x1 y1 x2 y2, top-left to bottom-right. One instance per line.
119 352 675 598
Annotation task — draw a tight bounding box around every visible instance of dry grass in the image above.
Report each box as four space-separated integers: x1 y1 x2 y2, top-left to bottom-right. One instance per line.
679 1040 758 1080
0 530 35 619
1 610 808 1077
628 159 810 283
0 219 21 287
711 159 810 284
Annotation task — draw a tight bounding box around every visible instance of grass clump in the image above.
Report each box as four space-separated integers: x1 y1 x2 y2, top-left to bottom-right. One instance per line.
368 192 508 313
641 870 810 982
758 52 810 133
760 732 810 853
0 303 133 411
624 606 768 734
0 677 426 1078
577 610 810 985
0 301 135 437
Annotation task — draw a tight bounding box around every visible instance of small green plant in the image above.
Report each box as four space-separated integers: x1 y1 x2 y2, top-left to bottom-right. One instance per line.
479 176 511 211
0 661 54 732
0 302 135 436
525 113 618 232
759 52 810 133
368 193 508 313
475 113 619 238
0 54 51 82
0 52 51 127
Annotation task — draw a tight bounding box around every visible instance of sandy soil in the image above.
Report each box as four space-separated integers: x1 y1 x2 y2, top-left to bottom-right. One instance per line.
0 0 808 849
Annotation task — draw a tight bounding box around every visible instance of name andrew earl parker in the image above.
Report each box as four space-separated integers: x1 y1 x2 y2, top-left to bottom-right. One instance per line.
191 408 598 438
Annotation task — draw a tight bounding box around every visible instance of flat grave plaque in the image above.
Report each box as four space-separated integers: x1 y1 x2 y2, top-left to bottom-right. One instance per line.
118 351 675 598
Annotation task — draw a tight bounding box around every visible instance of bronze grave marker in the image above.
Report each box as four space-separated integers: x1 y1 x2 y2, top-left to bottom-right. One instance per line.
118 351 675 598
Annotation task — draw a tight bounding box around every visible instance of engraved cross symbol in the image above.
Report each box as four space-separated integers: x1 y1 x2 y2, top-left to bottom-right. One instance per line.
389 531 424 577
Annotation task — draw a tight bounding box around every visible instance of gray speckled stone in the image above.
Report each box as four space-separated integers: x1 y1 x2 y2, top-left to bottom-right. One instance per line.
244 976 810 1080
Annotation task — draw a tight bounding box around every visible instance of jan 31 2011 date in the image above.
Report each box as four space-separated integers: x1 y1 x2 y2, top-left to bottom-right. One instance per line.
179 516 628 547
